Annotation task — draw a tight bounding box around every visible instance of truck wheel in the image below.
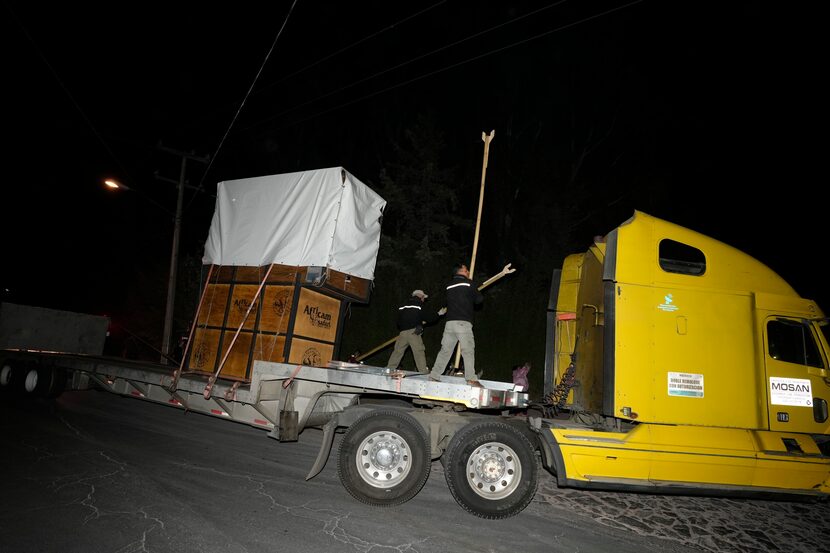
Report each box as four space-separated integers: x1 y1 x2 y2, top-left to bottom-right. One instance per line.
0 363 12 388
23 366 66 399
23 366 40 394
45 367 67 398
0 362 27 397
443 421 539 519
337 409 430 507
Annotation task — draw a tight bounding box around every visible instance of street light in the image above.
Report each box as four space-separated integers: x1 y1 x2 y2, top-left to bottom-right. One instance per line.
104 148 209 365
104 176 179 364
104 179 126 190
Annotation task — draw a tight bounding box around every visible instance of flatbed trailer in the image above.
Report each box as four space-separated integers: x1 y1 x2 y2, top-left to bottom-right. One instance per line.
0 348 537 519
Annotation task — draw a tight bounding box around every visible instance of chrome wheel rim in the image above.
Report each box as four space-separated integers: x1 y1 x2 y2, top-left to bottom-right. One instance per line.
355 430 412 489
466 441 521 500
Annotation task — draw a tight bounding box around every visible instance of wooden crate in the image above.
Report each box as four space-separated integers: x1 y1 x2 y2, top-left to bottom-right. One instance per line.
186 264 369 382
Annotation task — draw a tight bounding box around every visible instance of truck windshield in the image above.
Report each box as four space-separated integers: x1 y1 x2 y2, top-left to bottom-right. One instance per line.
818 319 830 353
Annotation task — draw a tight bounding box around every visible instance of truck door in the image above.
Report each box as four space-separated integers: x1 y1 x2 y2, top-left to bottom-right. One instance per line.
764 317 830 434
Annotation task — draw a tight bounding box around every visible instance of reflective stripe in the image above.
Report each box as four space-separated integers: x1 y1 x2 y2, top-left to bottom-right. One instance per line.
446 282 471 290
398 305 422 310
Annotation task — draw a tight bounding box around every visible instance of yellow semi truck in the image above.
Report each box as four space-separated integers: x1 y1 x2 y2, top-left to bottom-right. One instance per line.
540 210 830 499
3 199 828 520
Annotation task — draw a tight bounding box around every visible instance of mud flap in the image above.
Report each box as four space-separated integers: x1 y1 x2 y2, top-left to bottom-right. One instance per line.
306 417 338 480
279 410 299 442
270 379 299 442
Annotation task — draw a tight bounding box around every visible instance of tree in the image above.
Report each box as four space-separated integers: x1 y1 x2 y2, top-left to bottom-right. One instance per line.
341 113 467 368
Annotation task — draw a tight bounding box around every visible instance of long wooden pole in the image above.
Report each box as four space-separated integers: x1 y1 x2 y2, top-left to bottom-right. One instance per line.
469 130 494 277
453 130 495 369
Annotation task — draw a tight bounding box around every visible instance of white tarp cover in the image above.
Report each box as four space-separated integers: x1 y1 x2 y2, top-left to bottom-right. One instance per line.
202 167 386 280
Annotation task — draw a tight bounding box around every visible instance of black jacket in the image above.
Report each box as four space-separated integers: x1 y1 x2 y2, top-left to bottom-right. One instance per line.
444 275 483 323
396 297 440 331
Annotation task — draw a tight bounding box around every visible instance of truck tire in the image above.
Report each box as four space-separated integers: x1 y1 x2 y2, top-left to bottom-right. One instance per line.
443 420 539 519
22 366 67 399
336 409 430 507
45 367 68 398
0 361 27 397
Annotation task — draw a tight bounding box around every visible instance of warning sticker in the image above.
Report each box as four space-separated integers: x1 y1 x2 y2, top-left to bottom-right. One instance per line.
668 372 704 398
769 377 813 407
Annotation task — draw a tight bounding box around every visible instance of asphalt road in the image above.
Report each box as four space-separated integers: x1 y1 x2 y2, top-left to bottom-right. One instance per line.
1 390 828 553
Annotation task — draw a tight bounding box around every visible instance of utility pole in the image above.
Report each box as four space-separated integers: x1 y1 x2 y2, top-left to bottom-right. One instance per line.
156 143 210 364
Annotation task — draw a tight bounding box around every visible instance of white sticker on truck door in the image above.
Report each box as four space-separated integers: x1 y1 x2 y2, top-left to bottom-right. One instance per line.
668 372 704 398
769 377 813 406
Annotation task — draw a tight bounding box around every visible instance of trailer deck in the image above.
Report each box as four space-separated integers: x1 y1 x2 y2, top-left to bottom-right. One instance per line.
1 350 528 432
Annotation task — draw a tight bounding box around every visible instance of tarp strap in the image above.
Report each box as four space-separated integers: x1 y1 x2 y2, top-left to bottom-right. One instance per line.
203 264 274 399
171 264 215 391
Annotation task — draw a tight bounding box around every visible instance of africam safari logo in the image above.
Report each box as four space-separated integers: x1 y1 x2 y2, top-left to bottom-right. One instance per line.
302 347 322 366
303 305 332 329
233 296 257 314
192 341 211 369
270 290 291 317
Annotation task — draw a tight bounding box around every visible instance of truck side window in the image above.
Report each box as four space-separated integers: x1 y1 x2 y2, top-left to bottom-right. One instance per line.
767 319 823 368
658 239 706 276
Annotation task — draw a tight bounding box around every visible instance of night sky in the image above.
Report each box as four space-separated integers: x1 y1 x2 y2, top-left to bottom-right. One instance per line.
3 2 824 354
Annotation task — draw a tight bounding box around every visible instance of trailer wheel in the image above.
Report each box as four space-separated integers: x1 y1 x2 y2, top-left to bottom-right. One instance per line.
0 362 27 397
0 363 12 388
337 409 430 507
45 367 67 398
23 366 67 399
443 421 539 519
23 367 39 394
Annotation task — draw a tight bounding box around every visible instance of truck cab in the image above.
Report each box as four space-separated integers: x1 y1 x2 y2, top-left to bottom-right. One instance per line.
543 210 830 497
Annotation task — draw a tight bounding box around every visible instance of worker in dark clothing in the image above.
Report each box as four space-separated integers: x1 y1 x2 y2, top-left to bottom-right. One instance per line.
429 263 484 386
386 290 446 373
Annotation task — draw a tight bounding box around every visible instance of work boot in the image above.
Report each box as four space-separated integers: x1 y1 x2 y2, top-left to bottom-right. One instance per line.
467 379 483 388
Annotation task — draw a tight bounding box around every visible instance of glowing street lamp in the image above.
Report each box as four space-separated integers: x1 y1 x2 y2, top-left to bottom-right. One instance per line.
104 176 180 365
104 179 125 190
104 149 208 364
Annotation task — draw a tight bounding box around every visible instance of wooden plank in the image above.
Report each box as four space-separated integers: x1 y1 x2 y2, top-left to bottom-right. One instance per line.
266 264 300 283
188 327 221 372
226 285 260 331
252 333 286 364
294 288 340 342
324 269 370 301
214 265 236 282
287 338 334 367
197 284 230 328
217 330 254 379
260 285 294 334
235 266 266 282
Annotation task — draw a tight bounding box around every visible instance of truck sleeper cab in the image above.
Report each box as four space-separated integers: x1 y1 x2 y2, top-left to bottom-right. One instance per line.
542 210 830 498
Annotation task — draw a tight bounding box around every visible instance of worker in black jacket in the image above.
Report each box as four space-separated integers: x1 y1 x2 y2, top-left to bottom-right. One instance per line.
386 290 446 373
429 263 484 386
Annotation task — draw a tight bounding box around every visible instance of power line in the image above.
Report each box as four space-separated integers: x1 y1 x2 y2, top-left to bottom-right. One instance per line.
187 0 299 209
254 0 448 95
177 1 450 136
241 0 571 132
248 0 644 134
